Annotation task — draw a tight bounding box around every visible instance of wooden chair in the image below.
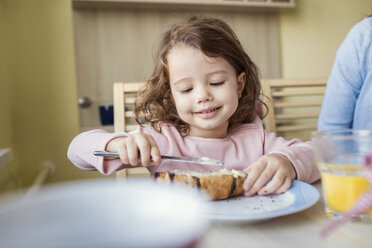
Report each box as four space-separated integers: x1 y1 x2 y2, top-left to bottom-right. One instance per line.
113 81 147 179
261 78 327 141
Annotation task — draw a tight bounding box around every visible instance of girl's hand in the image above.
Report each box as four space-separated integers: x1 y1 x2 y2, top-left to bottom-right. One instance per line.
243 153 296 196
105 134 161 166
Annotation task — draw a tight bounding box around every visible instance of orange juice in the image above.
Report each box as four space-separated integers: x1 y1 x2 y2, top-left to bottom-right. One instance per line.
317 163 372 214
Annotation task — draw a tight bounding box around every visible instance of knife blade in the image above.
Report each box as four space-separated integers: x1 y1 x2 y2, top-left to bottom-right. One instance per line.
93 151 224 166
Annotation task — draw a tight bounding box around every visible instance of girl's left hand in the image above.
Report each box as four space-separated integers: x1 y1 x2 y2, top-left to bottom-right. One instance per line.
243 153 296 196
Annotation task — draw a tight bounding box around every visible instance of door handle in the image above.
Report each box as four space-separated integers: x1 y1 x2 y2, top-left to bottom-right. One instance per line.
78 97 92 108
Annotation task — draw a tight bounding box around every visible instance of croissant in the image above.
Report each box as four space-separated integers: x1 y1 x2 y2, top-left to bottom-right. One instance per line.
153 169 247 200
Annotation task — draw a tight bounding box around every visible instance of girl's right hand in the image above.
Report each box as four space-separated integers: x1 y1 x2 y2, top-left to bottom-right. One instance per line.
105 134 161 166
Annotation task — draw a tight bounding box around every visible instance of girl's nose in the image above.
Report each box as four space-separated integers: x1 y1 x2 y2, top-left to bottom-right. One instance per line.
195 86 212 103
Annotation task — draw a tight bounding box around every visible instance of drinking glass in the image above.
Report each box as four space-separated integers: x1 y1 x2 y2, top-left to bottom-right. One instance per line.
312 129 372 221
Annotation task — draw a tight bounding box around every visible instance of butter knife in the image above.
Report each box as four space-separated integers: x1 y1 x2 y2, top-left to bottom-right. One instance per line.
93 151 223 166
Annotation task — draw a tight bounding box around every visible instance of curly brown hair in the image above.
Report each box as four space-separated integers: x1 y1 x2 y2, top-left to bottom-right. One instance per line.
134 15 266 135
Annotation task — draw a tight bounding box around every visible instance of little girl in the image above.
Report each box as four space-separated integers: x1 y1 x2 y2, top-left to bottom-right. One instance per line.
68 16 320 197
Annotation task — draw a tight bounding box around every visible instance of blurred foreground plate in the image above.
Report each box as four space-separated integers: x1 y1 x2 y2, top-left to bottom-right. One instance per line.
0 179 209 248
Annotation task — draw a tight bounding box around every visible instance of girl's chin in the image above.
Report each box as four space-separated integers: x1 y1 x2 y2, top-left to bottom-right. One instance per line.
189 126 228 138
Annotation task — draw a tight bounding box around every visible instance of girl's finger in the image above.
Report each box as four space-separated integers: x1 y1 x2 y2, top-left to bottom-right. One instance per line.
244 166 252 174
126 137 139 166
117 144 129 165
273 177 292 194
135 135 152 166
243 158 266 193
257 171 285 195
147 136 161 164
246 166 275 196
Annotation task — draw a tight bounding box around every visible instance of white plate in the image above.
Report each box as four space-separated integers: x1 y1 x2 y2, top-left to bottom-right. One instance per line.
204 180 320 223
0 179 209 248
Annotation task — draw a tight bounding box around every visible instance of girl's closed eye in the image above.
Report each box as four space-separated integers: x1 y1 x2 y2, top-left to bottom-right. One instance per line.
210 81 225 86
181 87 193 93
180 82 224 93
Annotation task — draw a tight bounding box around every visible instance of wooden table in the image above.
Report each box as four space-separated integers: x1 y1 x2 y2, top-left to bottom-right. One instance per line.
198 183 372 248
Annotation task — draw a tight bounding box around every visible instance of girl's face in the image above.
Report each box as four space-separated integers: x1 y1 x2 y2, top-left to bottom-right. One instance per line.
168 45 245 138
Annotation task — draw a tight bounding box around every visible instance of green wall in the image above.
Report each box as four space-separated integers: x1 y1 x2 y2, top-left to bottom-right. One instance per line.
0 1 19 191
280 0 372 78
1 0 101 189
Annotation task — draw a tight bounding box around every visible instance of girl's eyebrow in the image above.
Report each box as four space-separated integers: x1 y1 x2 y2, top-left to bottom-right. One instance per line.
173 70 228 85
172 77 192 86
206 70 227 77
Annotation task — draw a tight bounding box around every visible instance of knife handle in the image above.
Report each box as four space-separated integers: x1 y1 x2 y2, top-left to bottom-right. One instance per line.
94 151 157 161
94 151 120 158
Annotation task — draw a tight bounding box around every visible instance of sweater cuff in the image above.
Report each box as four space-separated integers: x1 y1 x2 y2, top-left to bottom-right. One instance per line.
268 146 320 183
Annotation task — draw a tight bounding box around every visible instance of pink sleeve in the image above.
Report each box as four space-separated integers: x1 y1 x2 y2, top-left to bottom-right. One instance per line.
263 130 320 183
67 129 130 175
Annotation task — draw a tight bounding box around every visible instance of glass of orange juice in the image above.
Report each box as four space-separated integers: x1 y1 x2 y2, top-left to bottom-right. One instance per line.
312 130 372 221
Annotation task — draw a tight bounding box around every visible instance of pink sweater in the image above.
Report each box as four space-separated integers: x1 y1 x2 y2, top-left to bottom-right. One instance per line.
67 118 320 183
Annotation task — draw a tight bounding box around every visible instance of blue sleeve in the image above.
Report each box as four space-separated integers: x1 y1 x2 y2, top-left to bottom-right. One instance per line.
318 18 368 130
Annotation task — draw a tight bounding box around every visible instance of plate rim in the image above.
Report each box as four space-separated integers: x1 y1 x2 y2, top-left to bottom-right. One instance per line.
204 180 320 223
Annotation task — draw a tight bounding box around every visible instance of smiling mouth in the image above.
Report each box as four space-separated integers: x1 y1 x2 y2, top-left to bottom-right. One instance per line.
195 107 221 114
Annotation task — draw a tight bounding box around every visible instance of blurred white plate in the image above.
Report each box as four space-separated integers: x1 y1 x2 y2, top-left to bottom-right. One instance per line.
0 179 209 248
204 180 319 223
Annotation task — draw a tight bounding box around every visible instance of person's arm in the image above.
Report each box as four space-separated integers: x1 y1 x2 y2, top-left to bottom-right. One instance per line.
318 19 367 130
67 129 129 175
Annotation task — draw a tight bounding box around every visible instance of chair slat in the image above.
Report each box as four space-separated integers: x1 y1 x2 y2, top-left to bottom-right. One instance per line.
277 124 318 132
274 101 322 108
122 82 146 91
272 89 325 97
126 124 137 131
125 111 135 118
125 97 136 104
268 79 327 87
276 113 319 120
261 78 327 140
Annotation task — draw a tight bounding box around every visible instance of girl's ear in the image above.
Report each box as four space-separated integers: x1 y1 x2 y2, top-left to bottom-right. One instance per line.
237 72 246 97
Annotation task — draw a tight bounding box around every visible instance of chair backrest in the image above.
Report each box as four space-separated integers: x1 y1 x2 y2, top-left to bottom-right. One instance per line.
261 78 327 141
113 81 148 178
